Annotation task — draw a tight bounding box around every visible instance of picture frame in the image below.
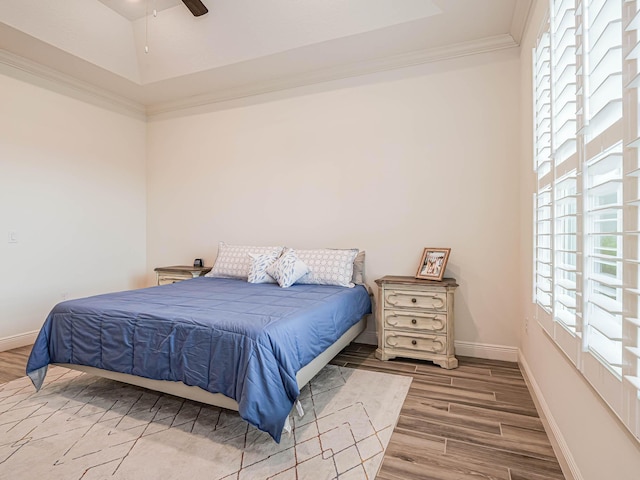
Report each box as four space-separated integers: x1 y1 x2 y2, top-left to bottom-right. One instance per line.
415 248 451 281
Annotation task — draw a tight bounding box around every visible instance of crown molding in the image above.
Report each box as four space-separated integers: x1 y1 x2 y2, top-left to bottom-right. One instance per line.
147 33 519 118
0 32 518 120
510 0 534 44
0 49 146 119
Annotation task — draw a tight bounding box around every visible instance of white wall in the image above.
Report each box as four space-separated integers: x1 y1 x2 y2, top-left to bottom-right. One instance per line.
0 72 147 348
518 1 640 478
147 48 522 350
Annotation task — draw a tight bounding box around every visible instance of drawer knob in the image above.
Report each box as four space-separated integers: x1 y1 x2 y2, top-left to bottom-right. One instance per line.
411 319 417 325
411 298 417 303
411 340 417 346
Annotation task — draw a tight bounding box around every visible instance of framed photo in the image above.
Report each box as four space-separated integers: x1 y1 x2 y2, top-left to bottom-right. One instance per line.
415 248 451 281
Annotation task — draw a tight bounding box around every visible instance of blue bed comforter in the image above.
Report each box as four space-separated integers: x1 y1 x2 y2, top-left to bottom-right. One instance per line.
26 277 371 442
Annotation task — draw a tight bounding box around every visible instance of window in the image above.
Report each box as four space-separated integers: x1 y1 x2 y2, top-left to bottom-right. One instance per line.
533 0 640 441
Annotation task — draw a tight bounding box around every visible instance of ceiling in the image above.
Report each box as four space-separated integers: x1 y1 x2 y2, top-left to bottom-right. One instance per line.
0 0 531 116
96 0 186 21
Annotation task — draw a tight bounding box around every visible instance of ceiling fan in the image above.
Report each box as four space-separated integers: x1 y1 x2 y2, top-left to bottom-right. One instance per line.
182 0 208 17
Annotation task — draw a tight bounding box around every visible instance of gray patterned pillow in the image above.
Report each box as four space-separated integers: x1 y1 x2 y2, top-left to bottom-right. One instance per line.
296 248 359 288
247 252 279 284
266 249 310 288
206 242 284 279
352 250 365 285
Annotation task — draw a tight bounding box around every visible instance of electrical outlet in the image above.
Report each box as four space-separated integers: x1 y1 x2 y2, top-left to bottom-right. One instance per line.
525 317 529 334
8 231 17 243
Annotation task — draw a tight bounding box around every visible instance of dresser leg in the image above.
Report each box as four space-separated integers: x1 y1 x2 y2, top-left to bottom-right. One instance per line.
375 349 395 361
434 357 459 369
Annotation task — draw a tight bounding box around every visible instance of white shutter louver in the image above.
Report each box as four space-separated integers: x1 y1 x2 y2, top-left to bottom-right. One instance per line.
552 0 578 164
585 144 624 376
554 172 579 332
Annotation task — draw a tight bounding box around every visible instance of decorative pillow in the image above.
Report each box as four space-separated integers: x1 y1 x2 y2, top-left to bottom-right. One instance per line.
296 248 359 288
266 248 310 288
247 252 279 284
206 242 283 279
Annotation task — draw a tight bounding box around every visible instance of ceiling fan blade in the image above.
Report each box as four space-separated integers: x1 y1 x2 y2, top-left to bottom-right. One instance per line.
182 0 208 17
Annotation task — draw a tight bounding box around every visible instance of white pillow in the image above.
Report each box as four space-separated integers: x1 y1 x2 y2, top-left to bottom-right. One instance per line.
296 248 359 288
266 248 310 288
247 252 279 284
206 242 284 279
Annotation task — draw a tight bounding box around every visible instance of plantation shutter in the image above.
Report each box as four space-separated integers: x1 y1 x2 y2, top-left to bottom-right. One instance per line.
553 0 581 360
535 24 554 321
581 0 625 414
532 0 640 440
623 0 640 440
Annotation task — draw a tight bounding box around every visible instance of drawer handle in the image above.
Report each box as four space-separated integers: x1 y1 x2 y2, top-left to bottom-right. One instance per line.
411 340 417 346
411 319 417 325
411 298 417 303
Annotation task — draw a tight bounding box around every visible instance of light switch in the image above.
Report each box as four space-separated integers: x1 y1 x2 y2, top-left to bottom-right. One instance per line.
8 231 17 243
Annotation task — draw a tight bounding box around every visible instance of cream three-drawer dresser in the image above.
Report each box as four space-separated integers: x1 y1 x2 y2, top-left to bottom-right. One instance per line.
374 275 458 369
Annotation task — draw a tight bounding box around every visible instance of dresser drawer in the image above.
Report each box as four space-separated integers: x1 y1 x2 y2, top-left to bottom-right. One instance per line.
384 289 446 311
384 310 447 333
384 331 447 354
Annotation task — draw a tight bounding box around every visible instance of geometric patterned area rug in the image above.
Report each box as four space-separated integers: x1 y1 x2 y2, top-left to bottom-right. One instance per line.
0 364 411 479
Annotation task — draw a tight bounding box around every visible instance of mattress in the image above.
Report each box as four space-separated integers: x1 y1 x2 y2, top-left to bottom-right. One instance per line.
26 277 372 442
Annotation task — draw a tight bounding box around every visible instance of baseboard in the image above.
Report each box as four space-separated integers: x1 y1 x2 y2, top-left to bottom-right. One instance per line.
352 336 520 360
518 351 582 480
0 330 38 352
454 340 519 362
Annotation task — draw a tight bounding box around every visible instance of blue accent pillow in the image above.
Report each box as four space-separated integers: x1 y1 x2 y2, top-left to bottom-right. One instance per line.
266 249 310 288
247 252 279 284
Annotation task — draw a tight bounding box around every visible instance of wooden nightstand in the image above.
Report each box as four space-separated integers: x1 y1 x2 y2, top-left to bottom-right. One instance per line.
375 275 458 369
154 265 212 286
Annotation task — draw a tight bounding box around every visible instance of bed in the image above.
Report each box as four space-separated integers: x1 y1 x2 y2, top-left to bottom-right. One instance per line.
26 276 372 442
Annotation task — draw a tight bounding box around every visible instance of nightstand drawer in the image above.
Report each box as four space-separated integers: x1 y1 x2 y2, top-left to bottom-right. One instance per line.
154 265 212 286
158 274 193 285
384 331 447 354
384 289 446 311
384 310 447 333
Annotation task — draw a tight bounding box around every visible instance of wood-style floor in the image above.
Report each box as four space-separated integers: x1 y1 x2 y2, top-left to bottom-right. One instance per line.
329 344 564 480
0 343 564 480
